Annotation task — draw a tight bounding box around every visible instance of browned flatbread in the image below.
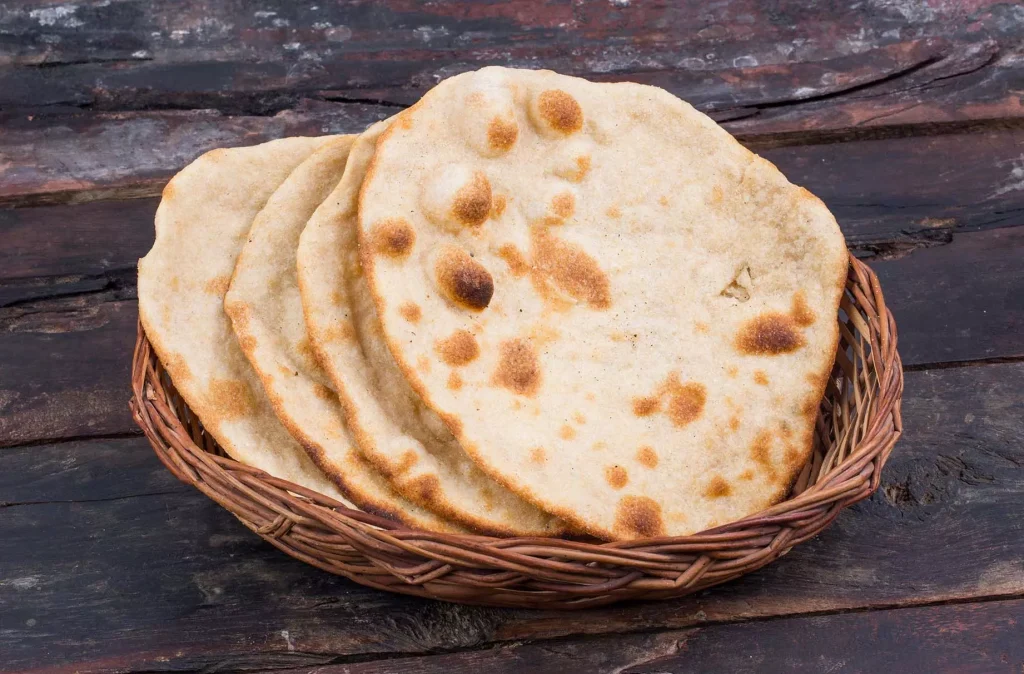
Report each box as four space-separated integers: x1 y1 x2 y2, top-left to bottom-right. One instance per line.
297 120 567 536
356 68 848 539
224 135 463 533
138 138 349 499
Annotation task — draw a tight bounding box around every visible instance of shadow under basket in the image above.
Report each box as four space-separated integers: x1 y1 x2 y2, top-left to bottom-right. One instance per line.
130 254 903 610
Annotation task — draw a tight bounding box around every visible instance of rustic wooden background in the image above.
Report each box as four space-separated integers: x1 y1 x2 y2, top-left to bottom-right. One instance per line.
1 1 1023 672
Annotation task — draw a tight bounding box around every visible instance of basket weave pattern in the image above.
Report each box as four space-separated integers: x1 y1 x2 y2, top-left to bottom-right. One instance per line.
131 254 902 609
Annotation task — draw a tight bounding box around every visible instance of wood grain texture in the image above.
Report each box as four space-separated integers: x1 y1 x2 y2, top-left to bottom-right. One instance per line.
0 298 137 446
0 1 1022 204
302 600 1024 673
0 0 1018 119
873 227 1024 368
0 103 392 205
4 92 1024 208
2 362 1022 672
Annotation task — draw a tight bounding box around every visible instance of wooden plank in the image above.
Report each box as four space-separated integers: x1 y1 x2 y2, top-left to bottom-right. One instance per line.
307 600 1024 673
0 199 157 279
873 227 1024 367
2 362 1022 671
0 103 393 206
0 298 137 446
4 85 1024 208
0 0 1018 123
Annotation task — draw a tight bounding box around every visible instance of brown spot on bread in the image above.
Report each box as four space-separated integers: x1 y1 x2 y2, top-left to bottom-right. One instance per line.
435 247 494 311
204 275 231 296
736 313 806 355
636 446 658 468
726 365 738 378
790 291 816 327
703 475 732 499
785 444 803 468
695 321 710 334
529 447 547 464
753 370 769 386
398 114 414 130
614 496 665 538
550 191 575 221
329 290 344 306
452 171 492 227
491 194 508 219
409 474 440 504
530 227 611 310
323 320 356 343
435 329 480 366
605 465 629 489
710 185 724 204
416 355 431 374
566 155 591 182
537 89 583 134
750 430 778 481
370 218 415 258
493 338 541 396
487 116 518 152
633 396 660 417
573 411 586 424
165 354 193 382
606 205 621 218
312 383 334 401
592 441 607 451
398 302 422 323
729 416 740 432
237 334 256 355
396 450 419 475
497 243 530 278
207 379 255 420
739 469 754 481
664 374 707 428
559 424 576 440
658 195 670 207
447 371 463 391
803 396 820 418
633 372 706 427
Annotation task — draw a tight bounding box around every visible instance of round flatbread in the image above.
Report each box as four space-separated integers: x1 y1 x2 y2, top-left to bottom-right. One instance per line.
297 120 565 536
224 136 461 533
138 137 347 499
356 68 849 539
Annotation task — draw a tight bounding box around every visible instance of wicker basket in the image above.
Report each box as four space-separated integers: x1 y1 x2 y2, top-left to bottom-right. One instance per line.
130 254 902 609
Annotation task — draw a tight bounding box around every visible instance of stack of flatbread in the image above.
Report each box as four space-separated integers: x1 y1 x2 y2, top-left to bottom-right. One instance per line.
138 67 848 540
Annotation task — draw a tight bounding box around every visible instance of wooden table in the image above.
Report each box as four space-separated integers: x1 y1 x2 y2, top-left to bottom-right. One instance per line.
2 2 1022 672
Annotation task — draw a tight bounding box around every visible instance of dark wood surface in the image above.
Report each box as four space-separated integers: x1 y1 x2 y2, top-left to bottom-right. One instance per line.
1 2 1022 672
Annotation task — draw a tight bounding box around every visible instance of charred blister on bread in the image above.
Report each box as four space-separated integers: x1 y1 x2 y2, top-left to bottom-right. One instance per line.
433 246 495 311
369 218 416 259
422 165 493 231
530 89 584 136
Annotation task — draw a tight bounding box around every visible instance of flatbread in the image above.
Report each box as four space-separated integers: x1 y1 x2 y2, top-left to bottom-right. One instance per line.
138 137 347 499
297 120 566 536
356 68 849 540
224 136 461 533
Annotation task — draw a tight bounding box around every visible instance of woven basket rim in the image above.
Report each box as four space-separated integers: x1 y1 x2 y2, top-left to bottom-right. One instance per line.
130 252 903 609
